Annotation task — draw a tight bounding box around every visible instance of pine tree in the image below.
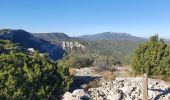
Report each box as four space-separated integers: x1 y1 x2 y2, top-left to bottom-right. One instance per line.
131 35 170 76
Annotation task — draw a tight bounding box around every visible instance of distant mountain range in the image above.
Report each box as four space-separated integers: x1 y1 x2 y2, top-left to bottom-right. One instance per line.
1 29 168 63
79 32 146 41
33 32 71 41
79 33 146 64
79 32 147 64
0 29 89 60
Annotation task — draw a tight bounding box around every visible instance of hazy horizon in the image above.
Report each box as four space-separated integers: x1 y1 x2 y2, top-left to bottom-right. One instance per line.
0 0 170 38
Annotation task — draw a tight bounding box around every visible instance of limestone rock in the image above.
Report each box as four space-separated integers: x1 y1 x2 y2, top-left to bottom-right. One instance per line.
62 89 90 100
63 77 170 100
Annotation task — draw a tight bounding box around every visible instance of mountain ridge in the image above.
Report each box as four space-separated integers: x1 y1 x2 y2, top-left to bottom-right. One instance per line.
0 29 65 60
0 29 148 63
33 32 71 41
79 32 146 41
2 29 168 64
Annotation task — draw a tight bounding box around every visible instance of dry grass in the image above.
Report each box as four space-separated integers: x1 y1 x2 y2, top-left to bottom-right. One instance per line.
151 75 170 83
121 69 132 77
69 68 77 76
101 71 115 81
128 71 140 77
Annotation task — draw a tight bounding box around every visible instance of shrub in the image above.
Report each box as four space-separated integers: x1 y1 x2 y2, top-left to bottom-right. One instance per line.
131 35 170 76
102 71 115 81
0 52 72 99
58 54 94 68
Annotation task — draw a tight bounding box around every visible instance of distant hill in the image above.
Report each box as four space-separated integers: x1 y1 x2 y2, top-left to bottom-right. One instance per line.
33 33 87 53
0 29 157 64
0 29 65 60
80 32 146 41
33 32 71 41
0 29 12 34
78 32 148 64
33 32 146 64
166 39 170 43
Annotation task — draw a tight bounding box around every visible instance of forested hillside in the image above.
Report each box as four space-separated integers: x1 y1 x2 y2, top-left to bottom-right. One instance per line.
80 32 146 41
86 40 143 64
78 32 146 64
1 29 169 65
33 32 71 41
34 31 147 64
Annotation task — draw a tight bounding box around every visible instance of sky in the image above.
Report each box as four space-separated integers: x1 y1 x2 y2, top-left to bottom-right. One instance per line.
0 0 170 38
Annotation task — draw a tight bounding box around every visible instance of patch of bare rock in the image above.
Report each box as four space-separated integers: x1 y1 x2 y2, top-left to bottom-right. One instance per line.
63 77 170 100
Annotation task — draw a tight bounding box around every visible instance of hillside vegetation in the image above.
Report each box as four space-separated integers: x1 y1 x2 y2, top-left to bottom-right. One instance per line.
86 40 143 64
33 32 71 41
0 29 12 34
0 39 72 99
34 31 147 64
80 32 145 41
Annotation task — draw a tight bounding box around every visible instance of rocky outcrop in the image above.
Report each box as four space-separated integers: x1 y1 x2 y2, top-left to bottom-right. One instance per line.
69 67 102 92
63 77 170 100
62 41 86 53
0 29 65 60
33 32 86 53
63 89 90 100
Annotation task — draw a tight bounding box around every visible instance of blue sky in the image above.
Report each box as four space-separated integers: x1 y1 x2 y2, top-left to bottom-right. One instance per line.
0 0 170 38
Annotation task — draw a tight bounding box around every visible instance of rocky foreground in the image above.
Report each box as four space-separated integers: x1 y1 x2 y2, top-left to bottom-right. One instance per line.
63 77 170 100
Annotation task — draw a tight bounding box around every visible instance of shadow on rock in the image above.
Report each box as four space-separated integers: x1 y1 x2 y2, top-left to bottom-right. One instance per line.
69 76 102 92
149 88 170 100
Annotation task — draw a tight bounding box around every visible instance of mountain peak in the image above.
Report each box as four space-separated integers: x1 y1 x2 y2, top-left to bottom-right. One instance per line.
97 32 131 36
80 32 144 41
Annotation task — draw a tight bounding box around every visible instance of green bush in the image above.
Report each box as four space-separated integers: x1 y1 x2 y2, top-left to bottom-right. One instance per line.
58 53 94 68
0 40 19 54
0 52 72 99
131 35 170 76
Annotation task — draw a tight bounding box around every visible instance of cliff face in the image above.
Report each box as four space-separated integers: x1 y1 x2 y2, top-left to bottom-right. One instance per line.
62 41 86 53
0 29 65 60
33 32 86 53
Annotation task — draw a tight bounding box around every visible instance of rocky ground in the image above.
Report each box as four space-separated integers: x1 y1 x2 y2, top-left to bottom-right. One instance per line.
69 67 103 91
63 67 170 100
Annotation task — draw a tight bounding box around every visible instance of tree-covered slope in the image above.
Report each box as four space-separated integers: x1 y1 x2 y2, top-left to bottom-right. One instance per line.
85 40 144 64
80 32 146 41
77 32 147 64
33 31 148 64
33 32 71 42
0 29 12 34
